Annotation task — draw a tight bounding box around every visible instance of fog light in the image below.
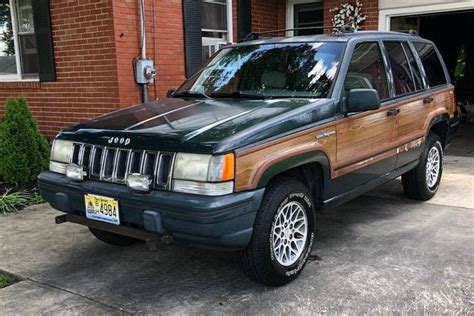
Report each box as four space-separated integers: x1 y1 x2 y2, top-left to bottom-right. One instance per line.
126 173 151 192
66 164 85 181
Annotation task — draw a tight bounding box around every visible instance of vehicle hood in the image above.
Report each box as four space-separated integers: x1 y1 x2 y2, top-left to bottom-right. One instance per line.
59 97 335 154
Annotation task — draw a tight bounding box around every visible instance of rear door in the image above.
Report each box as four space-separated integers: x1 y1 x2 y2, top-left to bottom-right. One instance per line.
382 40 428 168
387 41 450 168
334 41 398 190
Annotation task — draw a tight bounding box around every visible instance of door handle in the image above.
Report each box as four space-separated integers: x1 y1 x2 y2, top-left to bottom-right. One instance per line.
387 108 400 117
423 97 434 104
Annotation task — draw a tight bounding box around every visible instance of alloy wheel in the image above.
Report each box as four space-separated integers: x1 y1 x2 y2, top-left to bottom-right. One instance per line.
272 201 308 266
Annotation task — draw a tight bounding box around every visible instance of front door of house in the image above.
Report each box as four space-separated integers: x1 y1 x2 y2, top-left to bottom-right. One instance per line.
293 2 324 35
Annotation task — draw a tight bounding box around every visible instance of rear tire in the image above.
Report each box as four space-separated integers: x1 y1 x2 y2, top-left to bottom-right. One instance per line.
402 133 443 201
89 228 139 247
240 177 315 286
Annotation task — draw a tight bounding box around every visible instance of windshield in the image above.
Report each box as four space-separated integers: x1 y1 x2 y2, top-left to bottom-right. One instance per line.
175 42 344 99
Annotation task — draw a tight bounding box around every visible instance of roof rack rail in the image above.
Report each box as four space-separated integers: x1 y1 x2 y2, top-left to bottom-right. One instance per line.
392 29 419 36
239 25 356 42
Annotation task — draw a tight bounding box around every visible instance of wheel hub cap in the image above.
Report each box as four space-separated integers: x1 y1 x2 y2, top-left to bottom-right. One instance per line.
272 201 308 266
426 146 440 188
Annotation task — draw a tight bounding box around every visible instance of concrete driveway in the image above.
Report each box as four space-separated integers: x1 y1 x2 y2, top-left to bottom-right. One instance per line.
1 124 473 315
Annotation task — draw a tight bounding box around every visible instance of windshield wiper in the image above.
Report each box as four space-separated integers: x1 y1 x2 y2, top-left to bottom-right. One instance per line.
172 90 209 98
210 91 267 100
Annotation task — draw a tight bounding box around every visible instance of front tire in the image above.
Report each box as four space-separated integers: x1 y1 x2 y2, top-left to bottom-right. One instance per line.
402 133 443 201
240 177 315 286
89 228 139 247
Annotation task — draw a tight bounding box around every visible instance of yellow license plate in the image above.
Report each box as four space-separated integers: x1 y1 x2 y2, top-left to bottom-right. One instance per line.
84 194 120 225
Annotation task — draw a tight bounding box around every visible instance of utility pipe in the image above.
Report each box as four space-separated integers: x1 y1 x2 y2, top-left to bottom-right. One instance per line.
139 0 148 103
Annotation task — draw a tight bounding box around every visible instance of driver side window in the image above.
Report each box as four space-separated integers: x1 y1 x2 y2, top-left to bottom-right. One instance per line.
344 42 389 100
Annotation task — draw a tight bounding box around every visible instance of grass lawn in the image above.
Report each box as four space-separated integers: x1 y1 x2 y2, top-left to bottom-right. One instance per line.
0 271 17 289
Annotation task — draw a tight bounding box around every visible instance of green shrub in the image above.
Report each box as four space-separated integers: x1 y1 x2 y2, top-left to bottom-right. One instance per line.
0 188 43 214
0 97 50 185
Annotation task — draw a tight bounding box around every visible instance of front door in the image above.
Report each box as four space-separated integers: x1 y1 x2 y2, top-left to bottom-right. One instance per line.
334 42 398 192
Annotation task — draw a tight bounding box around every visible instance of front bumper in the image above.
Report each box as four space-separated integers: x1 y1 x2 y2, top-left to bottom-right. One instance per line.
38 171 265 249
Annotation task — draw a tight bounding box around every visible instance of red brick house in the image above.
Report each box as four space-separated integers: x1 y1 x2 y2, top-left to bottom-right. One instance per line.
0 0 471 138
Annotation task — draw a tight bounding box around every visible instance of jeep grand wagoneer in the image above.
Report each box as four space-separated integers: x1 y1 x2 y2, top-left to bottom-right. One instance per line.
39 29 459 286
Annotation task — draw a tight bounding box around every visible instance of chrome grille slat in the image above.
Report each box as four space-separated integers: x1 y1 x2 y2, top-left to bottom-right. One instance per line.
99 146 108 180
111 149 120 181
156 152 174 190
89 145 97 176
124 149 133 181
139 151 146 174
70 142 174 191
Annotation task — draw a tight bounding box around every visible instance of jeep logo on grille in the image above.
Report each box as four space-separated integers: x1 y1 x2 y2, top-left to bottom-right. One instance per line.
107 137 130 146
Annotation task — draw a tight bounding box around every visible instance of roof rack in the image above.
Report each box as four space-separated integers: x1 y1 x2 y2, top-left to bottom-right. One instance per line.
239 25 356 42
392 29 419 36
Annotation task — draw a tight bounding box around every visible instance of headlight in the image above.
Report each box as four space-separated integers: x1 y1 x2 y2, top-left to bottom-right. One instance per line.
51 139 74 163
172 153 235 195
173 153 234 182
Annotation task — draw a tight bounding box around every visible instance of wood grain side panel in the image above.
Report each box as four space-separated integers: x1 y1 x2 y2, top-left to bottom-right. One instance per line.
235 126 336 191
234 87 454 192
398 88 454 141
335 108 398 168
334 147 397 177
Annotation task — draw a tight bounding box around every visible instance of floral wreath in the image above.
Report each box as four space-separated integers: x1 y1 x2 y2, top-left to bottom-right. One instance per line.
330 1 367 31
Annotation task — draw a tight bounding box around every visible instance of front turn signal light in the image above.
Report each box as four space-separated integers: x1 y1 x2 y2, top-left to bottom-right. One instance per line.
208 153 235 182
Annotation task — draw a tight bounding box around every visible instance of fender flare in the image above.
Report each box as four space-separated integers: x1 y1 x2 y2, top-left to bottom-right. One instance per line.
256 150 331 192
427 112 450 132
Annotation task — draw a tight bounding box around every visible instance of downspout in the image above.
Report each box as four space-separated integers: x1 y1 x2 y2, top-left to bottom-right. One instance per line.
139 0 148 103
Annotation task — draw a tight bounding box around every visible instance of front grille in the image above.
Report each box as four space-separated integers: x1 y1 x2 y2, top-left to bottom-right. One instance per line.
70 143 175 190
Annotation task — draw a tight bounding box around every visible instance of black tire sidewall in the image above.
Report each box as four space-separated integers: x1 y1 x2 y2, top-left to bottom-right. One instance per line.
268 191 315 278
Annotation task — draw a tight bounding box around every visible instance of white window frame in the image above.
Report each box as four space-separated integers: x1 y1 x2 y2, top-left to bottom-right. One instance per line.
0 0 38 82
201 0 233 44
201 0 233 61
378 1 474 31
286 0 322 36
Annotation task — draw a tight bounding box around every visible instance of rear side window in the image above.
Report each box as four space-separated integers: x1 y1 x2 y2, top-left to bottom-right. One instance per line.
402 42 424 90
384 41 416 96
413 42 447 87
344 42 389 100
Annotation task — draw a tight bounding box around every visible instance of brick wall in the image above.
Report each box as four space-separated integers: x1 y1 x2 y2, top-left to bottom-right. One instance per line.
112 0 185 109
251 0 286 33
323 0 379 30
0 0 380 138
0 0 120 138
0 0 187 138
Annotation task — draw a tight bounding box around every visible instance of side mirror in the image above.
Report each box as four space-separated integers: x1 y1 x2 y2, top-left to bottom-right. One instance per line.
166 89 176 98
345 89 380 114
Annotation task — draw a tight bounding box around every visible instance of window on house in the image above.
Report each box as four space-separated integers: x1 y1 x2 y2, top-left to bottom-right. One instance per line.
200 0 232 61
294 2 324 36
0 0 38 80
344 42 389 100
